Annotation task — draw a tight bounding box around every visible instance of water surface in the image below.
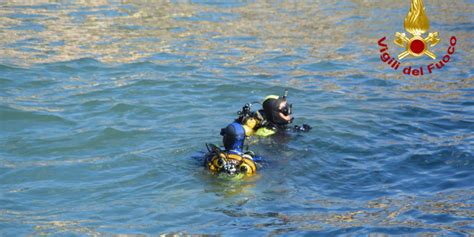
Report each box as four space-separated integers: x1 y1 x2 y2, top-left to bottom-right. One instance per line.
0 1 473 236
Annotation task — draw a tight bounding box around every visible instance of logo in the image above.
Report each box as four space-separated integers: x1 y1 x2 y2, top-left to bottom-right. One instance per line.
377 0 457 76
394 0 440 60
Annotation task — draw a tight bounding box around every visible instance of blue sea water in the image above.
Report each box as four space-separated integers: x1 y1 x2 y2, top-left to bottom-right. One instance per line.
0 1 473 236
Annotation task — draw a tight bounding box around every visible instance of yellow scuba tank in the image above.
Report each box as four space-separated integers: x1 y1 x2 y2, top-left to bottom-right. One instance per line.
242 117 258 136
207 151 257 176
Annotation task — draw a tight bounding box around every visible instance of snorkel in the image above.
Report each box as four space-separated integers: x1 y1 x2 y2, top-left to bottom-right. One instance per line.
279 89 293 123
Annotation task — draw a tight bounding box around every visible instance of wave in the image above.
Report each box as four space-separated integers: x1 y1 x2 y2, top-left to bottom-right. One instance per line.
0 63 26 71
0 105 75 125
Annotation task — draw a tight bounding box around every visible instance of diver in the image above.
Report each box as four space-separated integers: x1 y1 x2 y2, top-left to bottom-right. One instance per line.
205 122 261 176
204 90 310 177
235 89 312 138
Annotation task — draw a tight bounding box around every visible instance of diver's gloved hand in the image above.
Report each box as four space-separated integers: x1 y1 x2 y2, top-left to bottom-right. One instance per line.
294 124 312 132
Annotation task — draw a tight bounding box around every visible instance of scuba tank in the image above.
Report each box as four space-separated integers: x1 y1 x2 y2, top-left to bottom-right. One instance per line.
205 143 257 176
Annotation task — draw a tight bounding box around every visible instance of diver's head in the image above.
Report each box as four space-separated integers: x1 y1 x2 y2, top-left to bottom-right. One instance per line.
220 122 245 152
262 91 293 126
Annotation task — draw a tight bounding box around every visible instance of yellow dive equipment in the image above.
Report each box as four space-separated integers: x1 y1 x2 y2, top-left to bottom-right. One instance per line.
206 146 257 176
242 117 258 136
263 95 279 102
254 127 276 137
